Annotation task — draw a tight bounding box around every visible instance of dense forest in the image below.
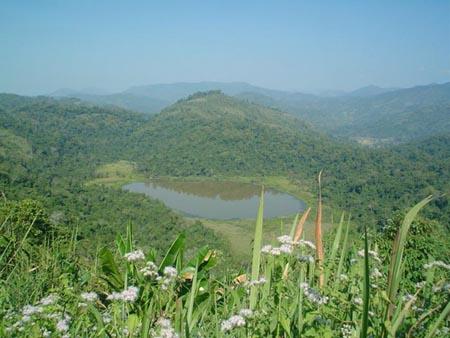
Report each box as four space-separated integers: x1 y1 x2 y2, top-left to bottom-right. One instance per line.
1 90 449 337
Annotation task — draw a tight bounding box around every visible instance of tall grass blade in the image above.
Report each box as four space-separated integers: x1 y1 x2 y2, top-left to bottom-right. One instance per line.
315 170 324 288
250 186 264 309
325 211 345 283
187 259 199 332
424 301 450 338
385 195 433 324
360 225 370 338
335 214 351 286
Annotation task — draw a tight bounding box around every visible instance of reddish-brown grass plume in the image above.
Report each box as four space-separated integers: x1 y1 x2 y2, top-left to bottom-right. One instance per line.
293 207 311 242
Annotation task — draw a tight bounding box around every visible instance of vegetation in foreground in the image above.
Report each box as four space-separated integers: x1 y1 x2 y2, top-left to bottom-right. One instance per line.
1 181 449 337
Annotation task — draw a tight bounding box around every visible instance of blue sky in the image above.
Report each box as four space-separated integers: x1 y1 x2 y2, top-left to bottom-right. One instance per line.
1 0 449 94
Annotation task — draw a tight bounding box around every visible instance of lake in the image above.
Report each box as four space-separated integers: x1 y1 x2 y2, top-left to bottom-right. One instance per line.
123 179 306 220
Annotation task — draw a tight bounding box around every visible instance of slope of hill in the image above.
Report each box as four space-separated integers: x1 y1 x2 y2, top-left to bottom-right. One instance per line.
1 92 449 228
0 93 224 255
240 82 450 142
345 85 398 97
130 91 449 224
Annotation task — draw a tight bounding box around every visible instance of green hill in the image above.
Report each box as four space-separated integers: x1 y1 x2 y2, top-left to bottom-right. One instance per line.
239 82 450 143
130 91 449 225
0 91 449 238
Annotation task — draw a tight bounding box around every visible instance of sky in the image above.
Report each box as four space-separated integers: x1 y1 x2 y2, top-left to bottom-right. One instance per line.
1 1 449 95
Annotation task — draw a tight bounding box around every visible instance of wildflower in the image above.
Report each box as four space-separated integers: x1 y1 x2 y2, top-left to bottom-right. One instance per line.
124 250 145 262
402 294 416 303
371 268 383 278
339 274 349 281
300 283 328 305
280 244 293 254
221 315 246 332
103 313 112 324
239 309 253 318
21 315 31 322
121 286 139 302
245 277 266 287
163 266 178 279
107 286 139 302
155 317 179 338
22 305 43 316
81 291 98 302
353 297 363 306
269 247 281 256
56 318 70 332
140 261 158 278
261 245 273 253
277 235 293 245
341 323 353 337
357 249 381 263
39 294 58 306
424 261 450 270
415 281 426 289
298 239 316 250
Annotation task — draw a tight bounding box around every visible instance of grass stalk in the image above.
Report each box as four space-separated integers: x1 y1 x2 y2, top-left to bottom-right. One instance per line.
249 186 264 309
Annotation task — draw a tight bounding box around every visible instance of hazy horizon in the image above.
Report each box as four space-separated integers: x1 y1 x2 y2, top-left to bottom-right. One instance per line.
1 1 449 95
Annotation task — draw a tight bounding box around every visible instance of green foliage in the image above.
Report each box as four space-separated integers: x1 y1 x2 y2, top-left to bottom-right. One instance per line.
1 195 449 337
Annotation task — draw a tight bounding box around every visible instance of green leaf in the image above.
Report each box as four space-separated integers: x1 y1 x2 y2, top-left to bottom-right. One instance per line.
159 232 186 271
250 187 264 309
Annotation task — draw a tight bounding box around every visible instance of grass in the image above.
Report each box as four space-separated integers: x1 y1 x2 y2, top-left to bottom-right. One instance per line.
1 185 449 337
86 160 146 187
86 163 335 262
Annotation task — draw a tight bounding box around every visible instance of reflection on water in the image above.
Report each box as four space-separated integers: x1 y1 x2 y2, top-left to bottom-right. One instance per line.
123 179 306 220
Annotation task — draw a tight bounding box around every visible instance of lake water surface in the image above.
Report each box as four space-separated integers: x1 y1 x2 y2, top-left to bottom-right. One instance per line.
123 179 306 220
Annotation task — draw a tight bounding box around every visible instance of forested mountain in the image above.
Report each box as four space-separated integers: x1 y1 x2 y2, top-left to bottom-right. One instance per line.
130 91 449 224
0 94 224 255
238 82 450 143
344 85 398 97
1 91 449 232
51 81 450 143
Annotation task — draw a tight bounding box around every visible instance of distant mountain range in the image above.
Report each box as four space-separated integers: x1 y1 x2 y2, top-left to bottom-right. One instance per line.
49 81 450 143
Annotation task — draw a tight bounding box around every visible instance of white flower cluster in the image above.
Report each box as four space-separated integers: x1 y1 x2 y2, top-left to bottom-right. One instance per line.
124 250 145 262
432 282 450 293
297 239 316 250
277 235 293 244
353 297 363 306
81 291 98 302
154 317 179 338
402 294 416 303
261 236 316 257
157 266 178 290
300 283 329 305
341 323 353 338
22 305 43 316
107 286 139 302
339 274 349 281
424 260 450 270
357 249 382 263
39 294 58 306
244 277 266 287
261 244 293 256
56 313 71 334
415 281 426 289
371 267 383 278
221 309 253 332
140 261 159 278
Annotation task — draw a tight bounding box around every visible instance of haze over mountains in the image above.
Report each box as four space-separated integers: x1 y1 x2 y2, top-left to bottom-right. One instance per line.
50 81 450 144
